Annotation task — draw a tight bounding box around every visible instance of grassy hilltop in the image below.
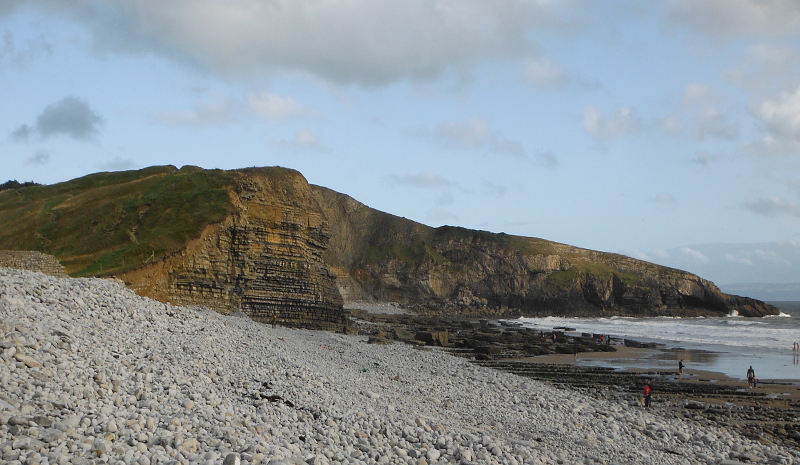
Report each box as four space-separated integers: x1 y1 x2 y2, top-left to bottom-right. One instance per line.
0 165 234 276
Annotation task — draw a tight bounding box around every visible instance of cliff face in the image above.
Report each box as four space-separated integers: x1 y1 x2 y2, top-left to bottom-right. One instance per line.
119 169 345 330
0 251 68 278
312 186 778 318
0 166 345 330
0 165 778 322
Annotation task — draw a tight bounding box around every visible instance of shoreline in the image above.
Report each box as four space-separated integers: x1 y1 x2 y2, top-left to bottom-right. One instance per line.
519 345 800 402
476 345 800 448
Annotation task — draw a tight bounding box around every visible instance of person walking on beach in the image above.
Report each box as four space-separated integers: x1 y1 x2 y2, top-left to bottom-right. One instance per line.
747 366 755 388
643 380 652 408
678 359 684 381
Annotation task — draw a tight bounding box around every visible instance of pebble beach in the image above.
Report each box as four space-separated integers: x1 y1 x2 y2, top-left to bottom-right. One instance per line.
1 267 798 465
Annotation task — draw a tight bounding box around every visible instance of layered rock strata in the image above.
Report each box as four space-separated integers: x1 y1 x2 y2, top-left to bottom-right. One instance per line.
0 251 67 278
119 170 345 330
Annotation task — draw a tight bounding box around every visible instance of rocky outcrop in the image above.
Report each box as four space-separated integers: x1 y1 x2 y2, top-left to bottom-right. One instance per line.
118 169 345 330
312 186 778 318
0 251 67 278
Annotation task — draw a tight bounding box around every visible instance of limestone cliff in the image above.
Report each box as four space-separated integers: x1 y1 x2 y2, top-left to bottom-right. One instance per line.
118 168 345 329
0 166 345 330
312 186 778 318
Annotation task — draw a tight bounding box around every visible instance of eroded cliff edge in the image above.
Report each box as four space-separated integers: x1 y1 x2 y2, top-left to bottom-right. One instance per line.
312 186 777 318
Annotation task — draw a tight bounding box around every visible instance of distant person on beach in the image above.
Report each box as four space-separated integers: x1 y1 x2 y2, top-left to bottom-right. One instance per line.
643 380 652 408
678 359 684 380
747 366 755 388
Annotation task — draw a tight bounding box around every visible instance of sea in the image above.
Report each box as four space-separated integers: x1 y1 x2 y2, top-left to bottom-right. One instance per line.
514 302 800 382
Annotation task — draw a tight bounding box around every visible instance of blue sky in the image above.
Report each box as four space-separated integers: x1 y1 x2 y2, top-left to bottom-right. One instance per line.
2 1 800 287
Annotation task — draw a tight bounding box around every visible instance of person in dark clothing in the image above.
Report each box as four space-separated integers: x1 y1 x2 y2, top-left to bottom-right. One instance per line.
747 366 756 388
643 380 652 408
678 359 684 380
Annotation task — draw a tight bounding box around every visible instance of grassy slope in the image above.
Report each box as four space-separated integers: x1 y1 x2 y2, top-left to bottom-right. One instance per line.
0 165 234 276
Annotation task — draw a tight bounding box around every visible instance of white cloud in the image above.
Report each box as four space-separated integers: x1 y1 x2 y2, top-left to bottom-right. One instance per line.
524 58 568 90
583 105 642 140
385 171 454 189
748 86 800 155
679 247 709 263
650 193 677 204
246 92 318 121
667 0 800 39
682 82 717 108
278 129 330 153
156 98 239 127
724 253 752 266
417 117 525 156
6 0 574 86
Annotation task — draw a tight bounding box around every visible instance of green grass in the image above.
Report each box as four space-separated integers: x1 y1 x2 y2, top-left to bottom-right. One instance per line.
0 165 235 276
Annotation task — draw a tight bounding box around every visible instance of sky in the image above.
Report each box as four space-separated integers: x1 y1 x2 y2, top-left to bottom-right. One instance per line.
1 1 800 288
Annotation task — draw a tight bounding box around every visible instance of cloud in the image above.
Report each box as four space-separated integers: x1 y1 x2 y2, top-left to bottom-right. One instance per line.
278 129 330 153
724 253 753 266
690 151 719 166
666 0 800 39
246 92 318 121
524 58 568 90
742 195 800 218
694 108 738 141
155 98 238 127
98 156 137 172
24 150 50 165
385 171 454 189
536 150 559 168
583 105 642 140
480 180 508 196
747 86 800 155
679 247 709 263
0 31 53 68
682 82 717 108
650 193 677 204
416 117 525 156
157 92 319 127
11 96 104 141
9 0 572 86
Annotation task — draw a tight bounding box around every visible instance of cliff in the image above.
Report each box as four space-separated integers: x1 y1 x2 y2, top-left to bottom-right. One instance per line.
0 165 778 322
0 166 345 330
312 186 778 318
0 250 67 278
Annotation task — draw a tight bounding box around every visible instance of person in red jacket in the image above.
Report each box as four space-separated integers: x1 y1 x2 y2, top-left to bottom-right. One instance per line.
643 380 652 408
